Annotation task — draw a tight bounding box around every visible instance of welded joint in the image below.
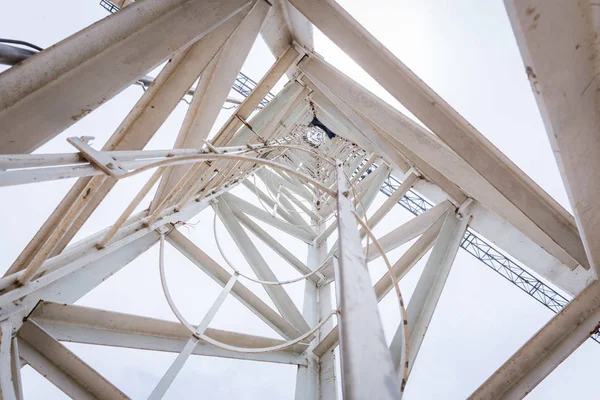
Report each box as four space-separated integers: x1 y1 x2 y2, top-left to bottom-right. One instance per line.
67 136 127 177
291 41 312 58
456 198 474 220
316 255 337 288
405 167 422 179
156 226 169 235
295 72 307 84
202 139 221 154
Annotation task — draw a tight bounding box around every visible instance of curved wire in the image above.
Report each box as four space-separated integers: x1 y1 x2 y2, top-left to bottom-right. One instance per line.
0 38 43 51
155 145 408 388
251 172 337 229
116 151 336 197
212 209 327 286
158 233 336 354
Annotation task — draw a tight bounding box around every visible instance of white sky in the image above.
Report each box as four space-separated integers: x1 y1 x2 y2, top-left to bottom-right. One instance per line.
1 1 597 399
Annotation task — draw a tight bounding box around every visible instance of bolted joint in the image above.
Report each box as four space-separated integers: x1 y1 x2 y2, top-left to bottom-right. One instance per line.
456 198 474 220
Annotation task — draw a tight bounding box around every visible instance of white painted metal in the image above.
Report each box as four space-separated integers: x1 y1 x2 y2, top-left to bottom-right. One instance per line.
374 216 445 301
334 162 402 400
18 320 129 400
389 208 471 376
295 208 338 400
256 168 315 231
313 215 445 359
227 81 309 147
10 336 23 400
2 0 597 397
299 55 581 270
366 201 453 263
230 207 322 283
29 301 306 365
216 200 310 333
504 0 600 277
167 229 303 340
303 73 466 205
2 4 252 278
0 0 253 154
148 273 238 399
294 264 319 400
222 192 316 242
361 172 419 239
470 279 600 399
152 0 270 207
326 164 391 257
0 319 17 400
290 0 587 270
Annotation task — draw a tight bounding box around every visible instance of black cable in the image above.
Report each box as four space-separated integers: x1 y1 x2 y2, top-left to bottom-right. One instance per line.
0 39 44 52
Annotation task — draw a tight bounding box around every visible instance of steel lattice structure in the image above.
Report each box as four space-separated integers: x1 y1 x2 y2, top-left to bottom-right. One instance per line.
1 1 600 399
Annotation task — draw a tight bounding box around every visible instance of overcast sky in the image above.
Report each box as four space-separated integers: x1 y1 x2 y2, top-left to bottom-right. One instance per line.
1 1 597 399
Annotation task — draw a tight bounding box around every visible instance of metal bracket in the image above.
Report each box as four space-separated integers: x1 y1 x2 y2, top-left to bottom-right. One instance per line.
456 197 474 220
67 136 128 178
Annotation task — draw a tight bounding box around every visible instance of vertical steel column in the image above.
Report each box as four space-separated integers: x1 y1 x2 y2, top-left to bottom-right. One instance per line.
317 266 337 399
295 204 338 400
334 162 401 400
295 254 319 400
0 320 18 400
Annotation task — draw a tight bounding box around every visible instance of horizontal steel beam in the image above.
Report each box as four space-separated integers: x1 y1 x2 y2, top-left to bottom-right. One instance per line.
18 320 129 400
30 301 307 366
166 229 304 340
291 0 588 271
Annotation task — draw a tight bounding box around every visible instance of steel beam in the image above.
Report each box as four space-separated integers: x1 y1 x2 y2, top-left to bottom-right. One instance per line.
166 229 303 340
0 0 253 154
221 192 316 243
326 164 391 256
317 200 450 281
29 301 306 366
290 0 588 271
362 172 419 239
256 168 315 231
260 0 313 77
230 206 321 283
295 211 338 400
334 162 401 400
294 254 320 400
313 216 444 358
148 273 238 399
152 0 270 207
366 201 453 263
226 81 308 146
216 200 310 333
258 166 313 202
470 279 600 399
18 320 129 400
0 185 233 334
389 209 471 375
299 55 582 271
215 46 300 146
3 9 249 277
0 320 19 400
504 0 600 277
303 75 463 204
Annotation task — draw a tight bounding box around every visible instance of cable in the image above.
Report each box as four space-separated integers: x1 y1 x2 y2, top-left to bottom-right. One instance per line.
212 209 327 285
158 233 336 353
0 38 43 52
